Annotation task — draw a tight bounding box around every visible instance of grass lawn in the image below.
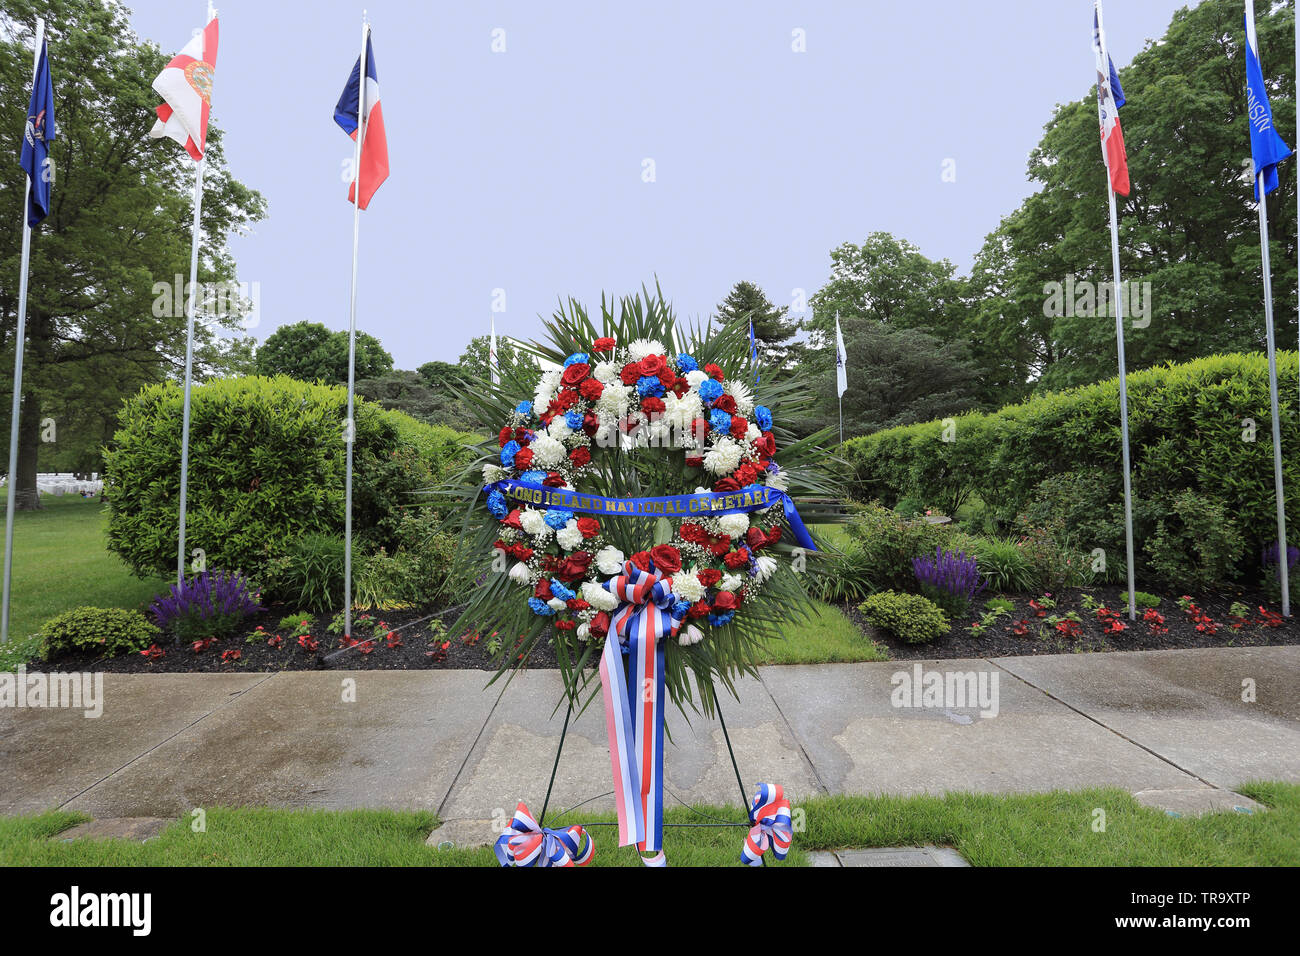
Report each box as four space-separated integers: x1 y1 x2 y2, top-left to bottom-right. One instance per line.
758 599 888 664
0 496 168 669
5 782 1296 866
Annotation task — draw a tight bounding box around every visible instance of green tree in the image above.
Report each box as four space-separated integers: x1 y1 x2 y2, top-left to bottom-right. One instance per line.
457 334 529 383
254 321 393 384
357 367 479 431
0 0 266 508
714 280 804 372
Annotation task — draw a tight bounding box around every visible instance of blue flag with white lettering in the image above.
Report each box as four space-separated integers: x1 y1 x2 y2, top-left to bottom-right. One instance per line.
19 34 55 227
1244 13 1290 200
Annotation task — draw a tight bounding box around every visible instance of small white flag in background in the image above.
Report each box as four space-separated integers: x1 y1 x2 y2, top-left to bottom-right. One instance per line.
489 315 500 386
835 313 848 398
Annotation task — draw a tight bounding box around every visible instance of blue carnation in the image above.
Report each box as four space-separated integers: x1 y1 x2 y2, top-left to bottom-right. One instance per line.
709 409 733 434
544 509 574 530
564 352 590 367
500 440 521 467
698 379 723 402
519 469 547 484
676 354 698 373
565 410 585 430
550 579 576 603
672 599 693 617
754 405 773 432
486 489 508 519
708 611 735 627
636 376 665 398
515 400 533 416
528 597 556 617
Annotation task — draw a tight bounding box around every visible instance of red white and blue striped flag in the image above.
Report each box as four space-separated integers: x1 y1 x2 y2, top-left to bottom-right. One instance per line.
334 28 389 210
1093 3 1129 197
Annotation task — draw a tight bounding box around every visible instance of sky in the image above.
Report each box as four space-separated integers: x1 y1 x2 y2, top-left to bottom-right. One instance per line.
118 0 1202 369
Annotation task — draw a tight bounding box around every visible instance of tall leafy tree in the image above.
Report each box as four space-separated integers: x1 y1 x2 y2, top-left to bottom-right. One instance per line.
714 280 804 371
457 334 530 383
0 0 266 507
254 320 393 384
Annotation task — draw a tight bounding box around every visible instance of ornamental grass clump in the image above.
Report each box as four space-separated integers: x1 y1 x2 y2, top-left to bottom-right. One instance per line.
150 570 263 643
912 546 986 616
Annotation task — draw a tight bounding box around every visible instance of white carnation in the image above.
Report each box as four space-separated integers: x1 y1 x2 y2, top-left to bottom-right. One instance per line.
508 562 532 585
754 555 778 583
556 521 584 552
745 423 761 443
704 437 744 475
720 573 744 592
529 433 566 467
520 509 548 536
576 622 591 641
548 417 573 441
669 570 705 603
547 598 568 612
582 581 620 611
686 370 709 389
595 545 626 575
593 361 621 384
718 512 750 538
626 338 667 362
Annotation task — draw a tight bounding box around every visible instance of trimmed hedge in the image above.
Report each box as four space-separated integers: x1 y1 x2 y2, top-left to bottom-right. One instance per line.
105 375 474 581
842 352 1299 578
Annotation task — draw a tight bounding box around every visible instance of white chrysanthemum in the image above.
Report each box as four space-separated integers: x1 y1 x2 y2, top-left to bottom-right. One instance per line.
718 512 749 538
595 384 632 417
704 437 744 475
483 463 507 483
679 624 705 646
754 555 778 583
582 581 619 611
726 380 754 414
595 546 625 576
626 338 667 362
520 509 548 536
720 573 744 592
670 570 705 603
685 370 709 390
547 598 568 612
529 433 566 467
548 417 573 441
662 391 702 437
593 361 621 385
556 521 584 552
508 562 531 585
534 370 562 411
766 469 789 491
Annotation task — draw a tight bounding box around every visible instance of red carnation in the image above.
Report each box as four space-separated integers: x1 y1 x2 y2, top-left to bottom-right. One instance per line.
729 416 749 440
514 447 534 469
579 378 604 401
713 591 738 611
641 396 666 415
554 619 576 631
555 389 579 411
620 364 642 386
649 544 682 574
734 462 758 486
687 600 711 619
697 568 723 588
503 509 524 530
679 523 707 544
639 354 667 377
593 337 616 352
567 598 591 612
723 547 751 570
630 550 654 572
766 526 782 545
712 394 737 414
684 456 704 468
543 472 567 488
561 363 591 387
704 363 725 381
577 516 601 538
498 426 513 448
569 446 592 468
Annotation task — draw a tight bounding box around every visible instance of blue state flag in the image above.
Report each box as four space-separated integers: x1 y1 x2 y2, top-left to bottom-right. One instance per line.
19 34 56 227
1244 13 1291 200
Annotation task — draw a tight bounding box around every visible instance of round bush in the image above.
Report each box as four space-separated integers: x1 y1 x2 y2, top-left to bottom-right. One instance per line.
104 376 474 582
41 607 161 657
860 590 950 644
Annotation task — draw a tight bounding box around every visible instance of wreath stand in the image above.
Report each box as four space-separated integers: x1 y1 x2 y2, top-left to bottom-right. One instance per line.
533 691 768 865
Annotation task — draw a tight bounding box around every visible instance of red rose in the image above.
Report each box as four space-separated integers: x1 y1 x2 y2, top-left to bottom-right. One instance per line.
723 548 751 570
729 416 749 440
704 363 725 381
579 378 604 401
641 396 665 415
712 394 737 414
593 337 616 352
498 426 513 448
630 550 653 572
713 476 740 493
556 551 593 582
687 600 711 619
543 472 567 488
757 432 776 456
697 568 723 588
561 363 590 387
590 611 611 637
745 527 766 550
534 579 554 600
679 523 707 544
620 363 642 386
503 509 524 530
649 544 682 574
713 591 738 611
684 456 704 468
657 366 676 387
577 516 601 538
639 354 667 377
569 446 592 468
514 447 534 469
583 412 600 436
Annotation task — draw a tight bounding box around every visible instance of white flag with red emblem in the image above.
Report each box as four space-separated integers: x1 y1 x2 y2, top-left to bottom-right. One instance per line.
149 16 219 161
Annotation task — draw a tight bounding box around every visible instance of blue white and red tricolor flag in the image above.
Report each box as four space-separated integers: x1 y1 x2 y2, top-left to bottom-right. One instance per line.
20 31 55 226
334 28 389 210
148 15 219 161
1093 3 1129 197
1243 3 1291 200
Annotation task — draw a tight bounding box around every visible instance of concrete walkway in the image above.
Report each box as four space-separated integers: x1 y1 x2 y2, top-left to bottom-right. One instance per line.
1 647 1296 845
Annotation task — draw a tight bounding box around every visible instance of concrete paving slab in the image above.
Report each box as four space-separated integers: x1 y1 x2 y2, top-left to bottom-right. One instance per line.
993 648 1300 789
1132 788 1266 818
55 817 172 843
760 661 1204 796
62 670 499 817
0 673 268 814
837 845 970 867
440 670 820 823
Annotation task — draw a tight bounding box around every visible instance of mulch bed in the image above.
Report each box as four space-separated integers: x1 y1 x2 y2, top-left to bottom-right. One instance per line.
849 582 1300 661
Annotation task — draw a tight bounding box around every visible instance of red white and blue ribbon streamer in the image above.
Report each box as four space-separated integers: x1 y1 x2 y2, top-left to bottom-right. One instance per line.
599 560 686 865
494 802 594 867
741 783 792 866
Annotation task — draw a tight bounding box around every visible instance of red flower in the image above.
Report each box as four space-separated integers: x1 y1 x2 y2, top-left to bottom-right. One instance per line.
765 526 782 545
723 547 751 569
641 396 666 415
502 509 524 530
556 551 593 583
684 456 704 468
704 363 725 381
534 579 554 600
297 634 319 652
221 649 241 662
593 336 616 352
140 643 166 660
630 550 654 572
707 535 732 557
579 378 604 401
713 591 738 611
542 472 568 488
672 376 690 398
713 476 740 493
687 600 711 619
620 363 643 386
267 634 283 648
697 568 723 587
566 598 591 612
656 366 676 387
745 527 767 550
569 446 592 468
679 523 707 544
386 631 402 649
577 516 601 538
734 462 758 486
582 412 600 436
554 389 579 411
649 544 682 574
561 363 590 387
639 354 667 377
729 416 749 440
757 432 776 456
555 619 577 631
498 426 513 447
712 394 737 414
590 611 611 638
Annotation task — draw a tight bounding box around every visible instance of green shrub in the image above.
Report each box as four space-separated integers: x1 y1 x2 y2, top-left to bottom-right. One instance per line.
842 352 1298 588
1119 590 1162 609
104 375 475 583
839 503 956 594
272 534 350 613
952 534 1035 593
40 607 161 657
860 590 950 644
1145 491 1245 591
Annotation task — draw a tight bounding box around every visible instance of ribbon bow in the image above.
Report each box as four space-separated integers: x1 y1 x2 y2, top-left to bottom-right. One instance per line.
598 559 686 866
741 783 792 866
494 802 594 867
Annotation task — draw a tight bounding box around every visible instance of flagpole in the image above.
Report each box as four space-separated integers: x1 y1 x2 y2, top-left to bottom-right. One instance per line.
1 17 45 644
1096 1 1138 622
1245 2 1290 618
343 15 370 639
